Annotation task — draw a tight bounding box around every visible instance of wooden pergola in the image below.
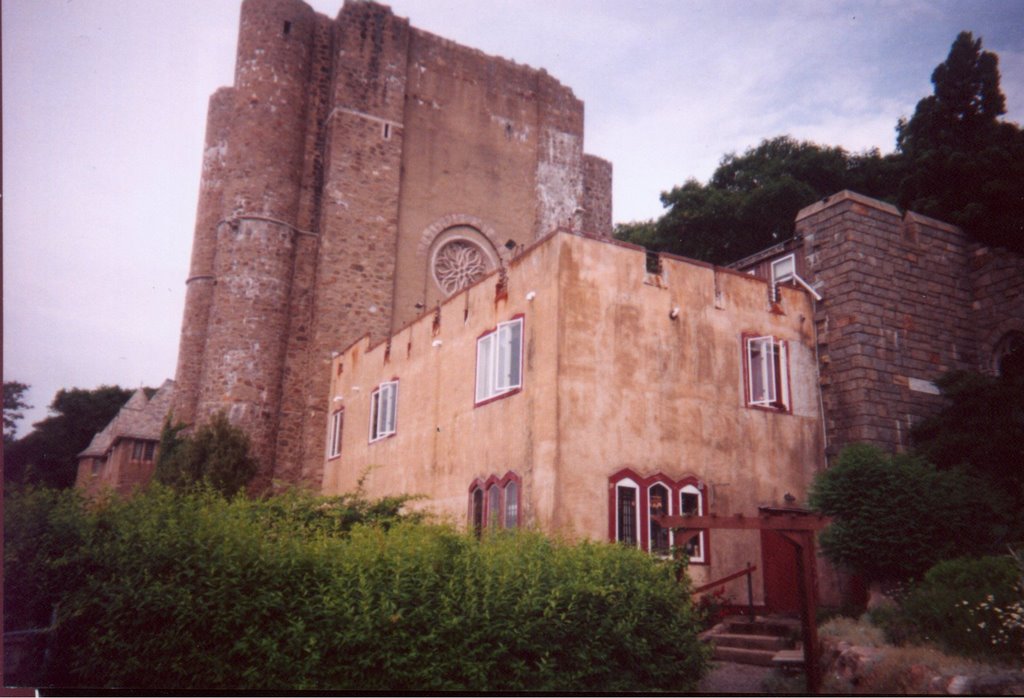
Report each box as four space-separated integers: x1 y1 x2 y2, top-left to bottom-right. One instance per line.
655 507 832 694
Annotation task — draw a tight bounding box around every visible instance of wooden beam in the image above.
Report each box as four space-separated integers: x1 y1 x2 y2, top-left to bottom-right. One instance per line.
655 513 830 532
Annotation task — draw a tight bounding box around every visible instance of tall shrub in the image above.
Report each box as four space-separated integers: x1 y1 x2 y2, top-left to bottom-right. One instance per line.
155 412 257 497
23 488 707 691
809 444 1005 583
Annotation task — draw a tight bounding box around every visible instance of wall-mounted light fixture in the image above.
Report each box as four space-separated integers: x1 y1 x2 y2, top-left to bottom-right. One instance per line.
526 291 536 301
669 307 680 320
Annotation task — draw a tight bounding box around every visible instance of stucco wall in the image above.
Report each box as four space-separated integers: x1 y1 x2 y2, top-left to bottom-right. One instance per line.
323 233 563 522
324 232 827 603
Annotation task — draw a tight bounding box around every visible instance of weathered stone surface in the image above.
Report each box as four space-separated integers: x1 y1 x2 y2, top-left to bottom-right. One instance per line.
171 0 612 488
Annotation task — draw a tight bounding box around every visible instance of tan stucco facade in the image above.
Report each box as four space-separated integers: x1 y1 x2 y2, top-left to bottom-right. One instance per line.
324 232 827 603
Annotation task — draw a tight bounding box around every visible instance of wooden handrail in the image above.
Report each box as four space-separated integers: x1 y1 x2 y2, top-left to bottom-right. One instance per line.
692 563 757 595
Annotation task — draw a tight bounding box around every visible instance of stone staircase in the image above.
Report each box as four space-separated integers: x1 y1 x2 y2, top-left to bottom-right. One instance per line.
700 615 802 668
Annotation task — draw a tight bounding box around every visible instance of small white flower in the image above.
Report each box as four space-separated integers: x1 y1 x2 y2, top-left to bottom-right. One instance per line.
979 622 987 629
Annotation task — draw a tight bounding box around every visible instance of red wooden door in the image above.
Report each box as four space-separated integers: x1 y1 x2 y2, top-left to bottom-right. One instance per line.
761 529 800 613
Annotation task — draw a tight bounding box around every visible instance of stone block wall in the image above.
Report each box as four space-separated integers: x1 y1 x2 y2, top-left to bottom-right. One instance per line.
795 191 978 456
172 0 612 488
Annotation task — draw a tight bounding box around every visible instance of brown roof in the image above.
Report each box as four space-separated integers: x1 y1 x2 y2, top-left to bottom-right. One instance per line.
76 380 175 458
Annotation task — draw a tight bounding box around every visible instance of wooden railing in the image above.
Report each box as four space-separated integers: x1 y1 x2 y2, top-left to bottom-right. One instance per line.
692 562 757 618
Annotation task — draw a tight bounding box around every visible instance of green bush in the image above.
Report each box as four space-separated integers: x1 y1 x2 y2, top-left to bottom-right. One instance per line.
3 486 92 631
810 444 1007 583
155 412 257 496
9 487 708 691
872 555 1024 661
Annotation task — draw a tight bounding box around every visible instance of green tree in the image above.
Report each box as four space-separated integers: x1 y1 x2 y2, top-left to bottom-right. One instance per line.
897 31 1024 253
809 444 1009 584
911 360 1024 509
154 412 258 497
4 385 134 489
617 136 902 265
3 381 32 444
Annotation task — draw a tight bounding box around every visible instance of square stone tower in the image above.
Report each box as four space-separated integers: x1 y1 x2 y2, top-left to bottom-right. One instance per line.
172 0 612 489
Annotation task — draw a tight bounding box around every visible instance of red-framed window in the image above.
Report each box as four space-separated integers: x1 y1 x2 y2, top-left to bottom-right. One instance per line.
743 333 791 412
475 316 524 406
327 408 344 459
369 380 398 442
608 469 709 564
468 471 522 538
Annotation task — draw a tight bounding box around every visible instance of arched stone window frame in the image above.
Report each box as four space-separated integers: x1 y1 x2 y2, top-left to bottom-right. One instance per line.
418 215 511 298
984 319 1024 377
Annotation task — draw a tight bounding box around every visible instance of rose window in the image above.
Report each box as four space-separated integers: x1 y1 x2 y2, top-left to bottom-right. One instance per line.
433 240 489 295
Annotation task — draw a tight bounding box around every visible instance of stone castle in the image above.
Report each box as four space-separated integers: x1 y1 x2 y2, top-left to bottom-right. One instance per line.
171 0 612 487
79 0 1023 517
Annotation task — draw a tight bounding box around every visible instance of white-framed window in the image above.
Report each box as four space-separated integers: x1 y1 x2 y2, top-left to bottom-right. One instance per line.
503 479 519 529
648 481 673 557
328 408 344 458
614 478 641 548
746 335 790 410
770 254 795 285
369 380 398 442
475 317 523 404
680 483 706 564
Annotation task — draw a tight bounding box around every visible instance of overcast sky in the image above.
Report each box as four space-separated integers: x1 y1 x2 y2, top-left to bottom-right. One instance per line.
4 0 1024 436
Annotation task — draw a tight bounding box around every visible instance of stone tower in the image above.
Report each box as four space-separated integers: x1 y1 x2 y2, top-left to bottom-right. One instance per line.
173 0 612 489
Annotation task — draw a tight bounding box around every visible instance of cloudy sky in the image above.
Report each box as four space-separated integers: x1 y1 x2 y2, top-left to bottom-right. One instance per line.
4 0 1024 435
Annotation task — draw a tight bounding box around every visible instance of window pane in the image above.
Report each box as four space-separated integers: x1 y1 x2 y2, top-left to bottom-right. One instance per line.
472 488 484 539
748 336 776 405
487 485 501 530
506 320 522 389
382 382 397 435
617 486 637 546
771 255 795 284
649 484 670 555
504 481 518 528
681 488 704 561
476 334 494 402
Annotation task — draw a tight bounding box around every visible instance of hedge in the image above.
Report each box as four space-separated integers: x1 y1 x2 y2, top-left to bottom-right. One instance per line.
6 486 709 691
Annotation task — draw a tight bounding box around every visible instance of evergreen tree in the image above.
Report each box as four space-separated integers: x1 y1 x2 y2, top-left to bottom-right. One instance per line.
897 31 1024 253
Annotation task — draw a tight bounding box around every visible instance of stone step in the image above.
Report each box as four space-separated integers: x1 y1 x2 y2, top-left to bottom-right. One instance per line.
713 645 778 667
772 648 806 670
719 617 800 638
710 632 790 652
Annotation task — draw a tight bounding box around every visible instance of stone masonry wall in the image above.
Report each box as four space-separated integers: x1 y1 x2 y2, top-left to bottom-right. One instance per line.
795 191 977 456
172 0 613 489
967 242 1024 373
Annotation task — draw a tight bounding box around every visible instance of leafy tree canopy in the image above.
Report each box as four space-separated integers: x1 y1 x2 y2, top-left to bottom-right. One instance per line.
897 31 1024 253
4 385 134 489
619 31 1023 262
4 381 32 444
617 136 902 265
154 412 258 497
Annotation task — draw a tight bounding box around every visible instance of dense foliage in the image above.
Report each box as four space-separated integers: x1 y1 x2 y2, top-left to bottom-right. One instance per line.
3 385 134 488
617 31 1024 263
870 555 1024 662
5 486 708 691
911 362 1024 509
897 32 1024 254
3 381 32 443
809 444 1009 583
616 137 900 265
154 412 258 497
